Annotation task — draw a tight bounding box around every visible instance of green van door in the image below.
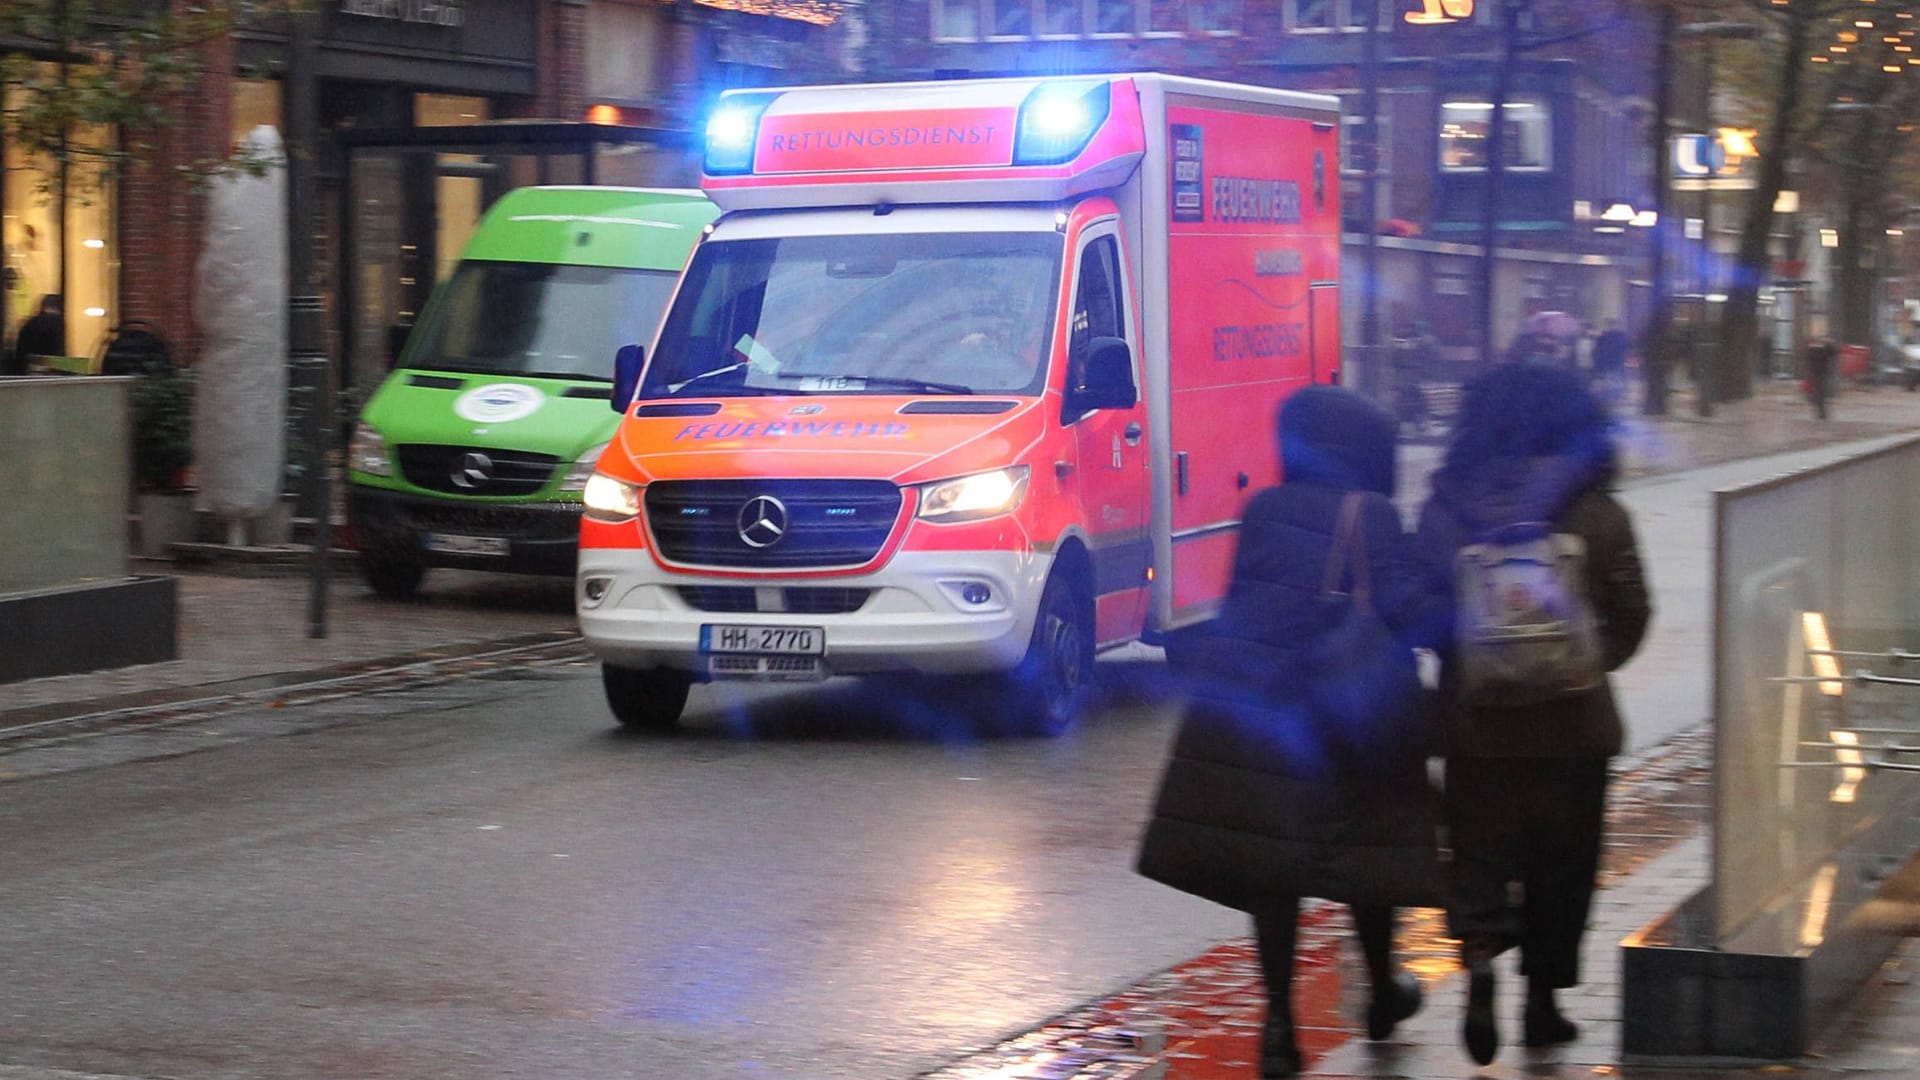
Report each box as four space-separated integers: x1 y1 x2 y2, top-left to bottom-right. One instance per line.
345 186 716 598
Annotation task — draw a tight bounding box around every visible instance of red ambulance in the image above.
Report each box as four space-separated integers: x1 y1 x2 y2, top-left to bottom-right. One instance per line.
577 73 1343 734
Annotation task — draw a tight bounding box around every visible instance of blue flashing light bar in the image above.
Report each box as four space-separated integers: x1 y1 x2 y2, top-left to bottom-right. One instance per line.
704 92 779 176
1013 81 1111 166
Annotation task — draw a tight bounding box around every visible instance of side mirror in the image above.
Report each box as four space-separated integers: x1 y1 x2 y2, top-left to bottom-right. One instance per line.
612 344 644 414
1067 336 1137 414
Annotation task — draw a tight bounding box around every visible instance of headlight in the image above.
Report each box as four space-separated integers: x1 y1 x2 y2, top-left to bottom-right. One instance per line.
559 442 610 493
348 421 390 477
582 471 641 523
916 466 1030 523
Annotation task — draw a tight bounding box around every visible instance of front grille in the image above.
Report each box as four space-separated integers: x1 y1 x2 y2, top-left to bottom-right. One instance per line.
784 587 870 614
395 445 560 497
675 586 871 614
646 480 902 569
677 586 757 613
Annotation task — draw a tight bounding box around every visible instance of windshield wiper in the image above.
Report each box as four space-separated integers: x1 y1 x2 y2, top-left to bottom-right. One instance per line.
773 371 974 395
665 361 752 394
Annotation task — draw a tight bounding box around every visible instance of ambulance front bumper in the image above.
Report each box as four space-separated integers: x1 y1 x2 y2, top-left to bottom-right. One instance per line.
575 548 1051 678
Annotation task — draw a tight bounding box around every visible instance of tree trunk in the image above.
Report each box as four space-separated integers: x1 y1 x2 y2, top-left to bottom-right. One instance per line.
1837 174 1873 346
1716 9 1811 404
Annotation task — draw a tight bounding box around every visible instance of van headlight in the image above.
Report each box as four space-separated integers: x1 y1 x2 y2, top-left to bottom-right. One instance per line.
583 472 642 523
348 421 391 477
559 442 610 493
916 466 1030 523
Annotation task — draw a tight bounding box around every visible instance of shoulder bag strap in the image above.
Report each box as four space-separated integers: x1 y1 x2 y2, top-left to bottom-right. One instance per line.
1320 492 1368 603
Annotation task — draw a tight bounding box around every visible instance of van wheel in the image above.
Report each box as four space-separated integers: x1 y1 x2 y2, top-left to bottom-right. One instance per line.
602 663 691 732
362 555 426 600
990 572 1094 737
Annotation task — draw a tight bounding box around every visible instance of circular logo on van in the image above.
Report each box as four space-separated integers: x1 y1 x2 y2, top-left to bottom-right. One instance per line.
454 383 544 424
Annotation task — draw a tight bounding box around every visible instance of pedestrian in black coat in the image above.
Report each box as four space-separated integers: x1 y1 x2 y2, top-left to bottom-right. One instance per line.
1137 385 1449 1078
1415 364 1651 1065
7 294 63 375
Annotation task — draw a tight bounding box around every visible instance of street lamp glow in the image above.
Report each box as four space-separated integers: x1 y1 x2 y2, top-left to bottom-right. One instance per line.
1601 201 1637 223
1632 210 1659 228
1821 228 1840 248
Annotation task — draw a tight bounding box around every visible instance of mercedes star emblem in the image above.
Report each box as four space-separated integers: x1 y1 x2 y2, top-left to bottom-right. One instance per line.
737 494 789 548
451 451 494 489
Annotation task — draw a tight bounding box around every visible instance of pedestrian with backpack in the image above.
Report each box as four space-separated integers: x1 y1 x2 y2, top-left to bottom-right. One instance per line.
1415 364 1651 1066
1137 386 1450 1078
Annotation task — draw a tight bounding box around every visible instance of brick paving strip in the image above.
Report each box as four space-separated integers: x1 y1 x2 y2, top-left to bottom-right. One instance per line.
919 726 1712 1079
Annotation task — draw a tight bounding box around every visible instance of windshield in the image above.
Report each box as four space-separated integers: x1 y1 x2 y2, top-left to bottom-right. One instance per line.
641 232 1063 398
405 260 679 381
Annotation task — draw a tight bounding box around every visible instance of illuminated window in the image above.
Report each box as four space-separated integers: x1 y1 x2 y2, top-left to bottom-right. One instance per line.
1192 0 1243 32
1439 96 1552 171
1092 0 1137 34
1288 0 1385 30
1037 0 1081 34
1289 0 1333 30
988 0 1033 37
4 76 117 360
1340 106 1391 177
932 0 981 39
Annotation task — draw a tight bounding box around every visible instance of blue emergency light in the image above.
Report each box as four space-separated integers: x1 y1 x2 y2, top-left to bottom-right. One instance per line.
704 92 778 176
1012 81 1111 166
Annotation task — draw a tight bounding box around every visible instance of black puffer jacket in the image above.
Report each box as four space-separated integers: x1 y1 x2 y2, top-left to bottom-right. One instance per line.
1137 387 1447 912
1417 456 1651 759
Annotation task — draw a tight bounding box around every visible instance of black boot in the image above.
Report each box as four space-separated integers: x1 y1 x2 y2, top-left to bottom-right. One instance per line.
1461 939 1499 1066
1260 1014 1303 1078
1523 980 1579 1046
1365 970 1423 1040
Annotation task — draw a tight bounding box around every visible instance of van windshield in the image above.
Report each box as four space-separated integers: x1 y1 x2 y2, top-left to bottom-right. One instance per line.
405 261 679 382
642 232 1062 398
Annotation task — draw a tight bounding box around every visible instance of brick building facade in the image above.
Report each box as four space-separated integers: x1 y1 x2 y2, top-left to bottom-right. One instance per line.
104 0 855 379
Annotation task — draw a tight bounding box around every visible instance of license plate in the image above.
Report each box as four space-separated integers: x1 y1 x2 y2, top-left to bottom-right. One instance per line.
424 533 510 557
700 624 825 655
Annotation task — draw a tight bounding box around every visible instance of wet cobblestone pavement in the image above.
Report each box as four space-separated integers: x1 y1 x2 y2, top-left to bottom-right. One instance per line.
922 728 1713 1079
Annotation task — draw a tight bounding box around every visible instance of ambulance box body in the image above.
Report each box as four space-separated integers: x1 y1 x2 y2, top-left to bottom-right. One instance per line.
577 74 1342 734
345 187 718 599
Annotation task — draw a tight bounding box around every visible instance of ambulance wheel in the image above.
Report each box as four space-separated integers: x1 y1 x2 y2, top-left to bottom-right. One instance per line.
602 663 690 732
362 554 426 600
993 571 1094 737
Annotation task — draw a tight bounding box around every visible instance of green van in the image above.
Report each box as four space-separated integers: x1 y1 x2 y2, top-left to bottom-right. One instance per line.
345 186 717 598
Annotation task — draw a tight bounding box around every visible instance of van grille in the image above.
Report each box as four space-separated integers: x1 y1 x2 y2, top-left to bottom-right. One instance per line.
395 445 559 497
675 586 872 614
645 480 902 569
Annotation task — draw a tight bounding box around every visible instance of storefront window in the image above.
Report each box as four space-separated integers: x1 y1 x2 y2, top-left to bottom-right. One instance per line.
416 94 492 285
1439 97 1551 172
231 77 284 153
4 76 117 366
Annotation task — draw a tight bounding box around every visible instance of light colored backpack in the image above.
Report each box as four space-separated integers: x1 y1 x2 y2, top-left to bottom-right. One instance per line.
1453 524 1605 707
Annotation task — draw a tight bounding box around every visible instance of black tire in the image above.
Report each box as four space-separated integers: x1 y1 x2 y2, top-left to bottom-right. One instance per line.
988 571 1094 737
361 554 426 600
1906 372 1917 392
602 663 691 732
